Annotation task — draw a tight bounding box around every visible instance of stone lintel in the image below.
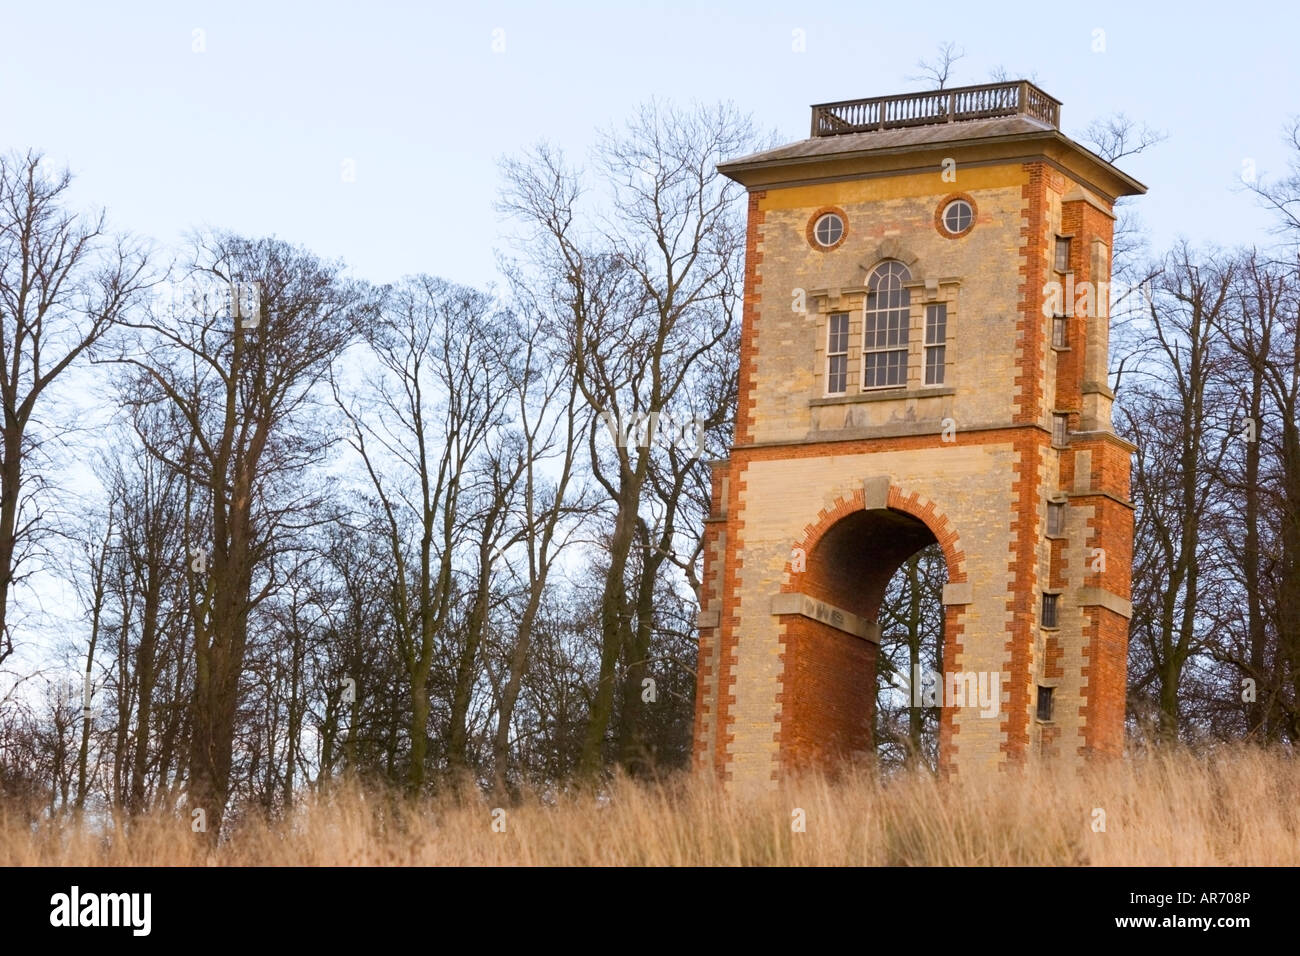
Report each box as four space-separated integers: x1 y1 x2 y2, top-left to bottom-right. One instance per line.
1065 489 1135 510
792 418 1042 446
770 591 880 643
1061 187 1117 220
1077 587 1132 618
1070 428 1138 454
808 287 850 311
941 581 973 605
810 387 956 407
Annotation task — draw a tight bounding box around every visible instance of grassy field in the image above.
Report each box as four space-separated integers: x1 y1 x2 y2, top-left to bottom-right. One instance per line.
4 746 1297 866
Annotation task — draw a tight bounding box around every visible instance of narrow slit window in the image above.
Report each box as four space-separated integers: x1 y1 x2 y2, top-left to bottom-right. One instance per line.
1047 501 1066 537
1054 236 1072 273
1052 316 1068 348
1042 593 1059 628
924 303 947 386
827 312 849 394
1052 413 1069 447
1037 685 1054 721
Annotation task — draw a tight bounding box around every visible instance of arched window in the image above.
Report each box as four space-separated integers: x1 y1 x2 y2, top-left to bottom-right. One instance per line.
863 261 911 389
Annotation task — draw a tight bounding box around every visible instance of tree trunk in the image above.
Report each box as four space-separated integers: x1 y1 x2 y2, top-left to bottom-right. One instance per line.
1243 367 1266 738
129 560 162 811
408 672 430 790
904 556 925 764
0 437 22 661
616 539 661 775
449 542 495 774
579 488 639 776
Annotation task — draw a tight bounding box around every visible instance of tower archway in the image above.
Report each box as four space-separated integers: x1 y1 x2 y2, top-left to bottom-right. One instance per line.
772 486 966 774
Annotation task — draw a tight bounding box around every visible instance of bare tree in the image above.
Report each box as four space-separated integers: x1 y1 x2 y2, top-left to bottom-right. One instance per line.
484 298 590 792
500 100 754 777
1121 245 1236 740
1208 249 1296 740
0 699 44 816
1079 114 1167 304
1245 119 1300 239
0 151 149 665
987 65 1038 84
69 503 115 811
449 426 525 776
909 42 965 90
876 544 946 768
308 513 408 784
118 233 358 834
1082 114 1168 165
333 275 510 791
37 675 81 813
95 426 191 810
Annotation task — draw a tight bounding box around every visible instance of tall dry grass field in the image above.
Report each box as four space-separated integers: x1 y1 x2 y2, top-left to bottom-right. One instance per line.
3 747 1296 866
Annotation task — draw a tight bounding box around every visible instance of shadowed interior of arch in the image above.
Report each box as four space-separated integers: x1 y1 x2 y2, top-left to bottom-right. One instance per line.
779 506 946 771
803 507 938 621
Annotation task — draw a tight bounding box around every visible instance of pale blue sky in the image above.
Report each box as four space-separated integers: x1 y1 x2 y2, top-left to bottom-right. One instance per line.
2 0 1297 290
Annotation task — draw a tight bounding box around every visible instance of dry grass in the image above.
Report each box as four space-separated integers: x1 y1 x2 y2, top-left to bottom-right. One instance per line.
4 746 1297 866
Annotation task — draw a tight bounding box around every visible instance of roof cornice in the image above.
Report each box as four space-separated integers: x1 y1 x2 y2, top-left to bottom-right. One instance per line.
719 128 1146 203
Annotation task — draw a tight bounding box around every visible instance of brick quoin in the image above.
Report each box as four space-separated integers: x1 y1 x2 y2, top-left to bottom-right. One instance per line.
690 476 726 764
710 458 748 780
692 83 1145 786
733 190 766 447
699 188 765 779
999 163 1051 766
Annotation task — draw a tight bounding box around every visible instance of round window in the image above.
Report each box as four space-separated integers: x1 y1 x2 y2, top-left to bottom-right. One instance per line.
942 199 973 235
813 212 844 247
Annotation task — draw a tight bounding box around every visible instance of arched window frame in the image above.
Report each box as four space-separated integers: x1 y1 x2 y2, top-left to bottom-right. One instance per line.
862 261 912 390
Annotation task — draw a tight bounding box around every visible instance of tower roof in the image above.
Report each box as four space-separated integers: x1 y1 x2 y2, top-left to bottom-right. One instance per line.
720 81 1146 202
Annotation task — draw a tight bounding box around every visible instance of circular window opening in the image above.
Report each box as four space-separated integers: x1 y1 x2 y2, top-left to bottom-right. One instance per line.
813 212 845 247
942 199 973 235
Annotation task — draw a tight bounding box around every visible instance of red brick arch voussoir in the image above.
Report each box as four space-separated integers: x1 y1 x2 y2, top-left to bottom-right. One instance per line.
781 484 968 589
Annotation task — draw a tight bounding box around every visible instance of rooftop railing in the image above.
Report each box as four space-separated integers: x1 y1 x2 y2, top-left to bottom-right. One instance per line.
810 81 1061 137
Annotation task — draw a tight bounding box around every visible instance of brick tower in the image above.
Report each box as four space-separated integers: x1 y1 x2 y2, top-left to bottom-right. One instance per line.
693 82 1146 784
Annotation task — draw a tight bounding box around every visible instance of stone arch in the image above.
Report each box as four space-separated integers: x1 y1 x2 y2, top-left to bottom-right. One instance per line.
862 237 926 281
784 483 967 593
773 483 968 774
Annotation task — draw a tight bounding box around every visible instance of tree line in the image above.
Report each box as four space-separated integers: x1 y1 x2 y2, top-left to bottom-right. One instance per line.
0 102 750 836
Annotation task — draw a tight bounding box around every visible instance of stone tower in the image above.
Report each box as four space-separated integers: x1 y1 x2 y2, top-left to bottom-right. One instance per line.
692 82 1146 784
